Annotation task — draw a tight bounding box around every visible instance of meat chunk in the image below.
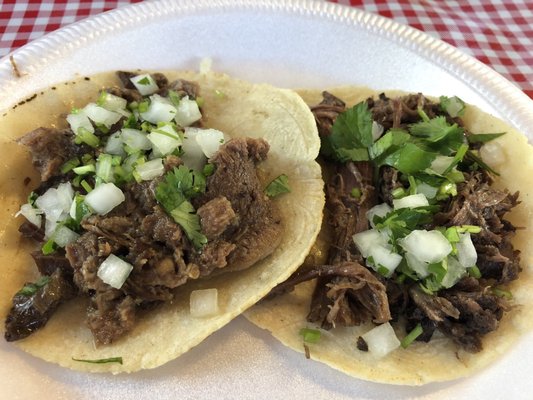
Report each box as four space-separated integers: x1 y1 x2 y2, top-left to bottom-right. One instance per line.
4 269 77 341
197 196 236 240
17 128 79 181
201 138 283 272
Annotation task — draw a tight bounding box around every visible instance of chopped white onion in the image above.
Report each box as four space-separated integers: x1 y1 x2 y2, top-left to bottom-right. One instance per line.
441 256 466 289
15 203 42 227
361 322 400 358
104 132 125 156
53 225 80 248
135 158 165 181
97 254 133 289
430 155 455 175
130 74 159 96
83 103 122 128
44 219 58 240
121 128 152 151
399 230 452 264
148 124 181 155
416 182 438 199
405 252 430 278
99 92 128 112
353 229 387 258
35 182 74 222
181 128 207 171
190 288 219 318
66 111 94 134
84 183 125 215
195 128 226 158
480 141 506 168
366 203 392 228
372 121 384 141
175 96 202 127
456 232 477 268
140 94 177 123
368 245 402 276
393 193 429 209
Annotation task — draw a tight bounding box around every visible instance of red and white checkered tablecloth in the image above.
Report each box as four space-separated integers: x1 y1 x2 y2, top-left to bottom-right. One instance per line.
1 0 532 98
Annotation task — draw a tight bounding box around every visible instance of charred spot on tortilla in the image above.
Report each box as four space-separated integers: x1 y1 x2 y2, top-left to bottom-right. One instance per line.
0 70 324 372
246 88 533 385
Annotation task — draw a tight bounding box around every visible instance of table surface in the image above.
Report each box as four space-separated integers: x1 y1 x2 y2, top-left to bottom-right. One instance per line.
1 0 532 98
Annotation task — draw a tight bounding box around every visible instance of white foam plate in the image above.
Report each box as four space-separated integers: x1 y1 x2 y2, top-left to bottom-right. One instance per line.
1 1 532 399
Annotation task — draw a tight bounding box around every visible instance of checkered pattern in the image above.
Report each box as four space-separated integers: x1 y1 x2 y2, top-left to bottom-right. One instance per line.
332 0 533 98
1 1 532 98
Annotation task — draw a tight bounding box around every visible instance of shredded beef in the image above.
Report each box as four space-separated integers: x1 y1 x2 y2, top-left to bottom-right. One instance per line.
269 91 522 354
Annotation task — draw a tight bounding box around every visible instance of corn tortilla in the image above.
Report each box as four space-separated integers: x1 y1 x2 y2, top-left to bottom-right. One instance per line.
245 87 533 385
0 71 325 373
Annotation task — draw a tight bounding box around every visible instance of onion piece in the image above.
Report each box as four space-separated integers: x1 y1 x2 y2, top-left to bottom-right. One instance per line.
404 252 430 278
104 132 125 156
368 245 402 276
148 124 181 155
456 232 477 268
430 155 455 175
53 225 80 248
140 94 177 123
15 203 43 227
83 103 122 128
135 158 165 181
195 128 226 158
121 128 151 151
84 183 125 215
190 288 219 317
98 92 127 112
130 74 159 96
392 193 429 209
353 229 387 258
361 322 400 358
97 254 133 289
399 230 452 263
35 182 74 222
371 121 384 141
175 96 202 127
441 256 466 288
416 182 438 199
366 203 391 227
66 111 94 134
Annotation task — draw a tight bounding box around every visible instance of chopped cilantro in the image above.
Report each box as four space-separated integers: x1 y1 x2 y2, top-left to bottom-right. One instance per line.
137 76 151 85
265 174 290 197
155 166 207 249
203 163 215 177
27 191 38 206
60 158 81 174
401 323 423 348
321 102 373 162
17 276 51 296
170 201 208 249
72 357 123 365
74 127 100 148
467 132 506 144
41 238 57 255
299 328 321 344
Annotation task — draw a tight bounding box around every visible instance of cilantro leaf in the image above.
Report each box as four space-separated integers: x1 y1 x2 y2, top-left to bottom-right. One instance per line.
170 201 207 249
17 276 51 296
379 143 436 174
466 132 506 144
155 166 207 249
322 102 373 162
265 174 291 197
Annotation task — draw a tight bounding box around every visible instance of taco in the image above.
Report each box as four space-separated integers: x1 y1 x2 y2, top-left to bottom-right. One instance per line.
0 71 324 373
245 87 533 385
